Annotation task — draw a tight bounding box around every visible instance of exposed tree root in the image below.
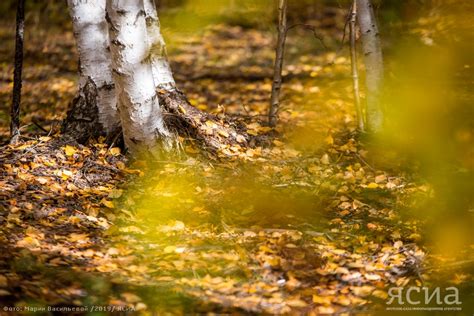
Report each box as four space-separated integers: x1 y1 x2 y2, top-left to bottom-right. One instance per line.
61 86 251 158
158 89 250 158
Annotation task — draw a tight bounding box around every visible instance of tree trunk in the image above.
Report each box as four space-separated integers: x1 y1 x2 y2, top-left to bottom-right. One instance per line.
106 0 173 153
64 0 247 156
268 0 288 127
356 0 384 133
62 0 120 143
143 0 175 91
350 0 365 132
10 0 25 144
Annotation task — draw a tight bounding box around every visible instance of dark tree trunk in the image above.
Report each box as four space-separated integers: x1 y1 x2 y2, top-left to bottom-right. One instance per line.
10 0 25 144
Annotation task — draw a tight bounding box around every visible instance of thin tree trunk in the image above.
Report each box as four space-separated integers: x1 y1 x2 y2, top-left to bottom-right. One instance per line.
10 0 25 144
356 0 384 133
268 0 288 127
106 0 173 154
143 0 175 91
350 0 365 132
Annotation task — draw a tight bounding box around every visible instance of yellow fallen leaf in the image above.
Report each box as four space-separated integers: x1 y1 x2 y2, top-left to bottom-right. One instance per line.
312 295 331 305
109 147 121 156
121 292 142 303
321 154 330 164
39 136 52 142
367 182 378 189
375 174 387 183
101 199 115 208
324 134 334 145
367 223 378 230
205 120 217 128
61 169 73 180
0 275 7 287
108 189 123 199
286 298 307 308
69 233 89 242
64 145 77 156
236 135 246 143
178 105 186 114
164 246 176 254
17 236 41 248
365 273 381 281
408 233 422 241
0 289 11 296
273 140 284 146
217 129 229 138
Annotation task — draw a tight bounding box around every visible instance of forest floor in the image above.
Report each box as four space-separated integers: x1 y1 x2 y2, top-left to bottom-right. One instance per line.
0 17 472 314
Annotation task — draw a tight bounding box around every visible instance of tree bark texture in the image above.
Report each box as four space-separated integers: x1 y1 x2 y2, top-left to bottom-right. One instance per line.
356 0 384 133
143 0 176 90
106 0 173 153
350 0 365 132
268 0 288 127
63 0 248 156
10 0 25 144
62 0 120 142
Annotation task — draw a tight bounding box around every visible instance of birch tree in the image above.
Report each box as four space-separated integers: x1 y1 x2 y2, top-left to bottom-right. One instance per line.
106 0 173 153
62 0 120 143
356 0 384 133
143 0 175 91
63 0 245 156
350 0 365 132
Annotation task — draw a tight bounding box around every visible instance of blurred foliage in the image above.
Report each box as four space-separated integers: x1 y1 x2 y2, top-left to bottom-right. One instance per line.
0 0 472 313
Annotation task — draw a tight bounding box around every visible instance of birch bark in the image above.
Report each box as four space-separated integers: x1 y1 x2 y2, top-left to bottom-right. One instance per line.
350 0 365 132
143 0 176 91
63 0 120 141
106 0 173 153
356 0 384 133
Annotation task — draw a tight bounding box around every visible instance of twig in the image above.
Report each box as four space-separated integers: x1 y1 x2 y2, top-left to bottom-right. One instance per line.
286 23 327 49
356 153 375 171
31 117 49 133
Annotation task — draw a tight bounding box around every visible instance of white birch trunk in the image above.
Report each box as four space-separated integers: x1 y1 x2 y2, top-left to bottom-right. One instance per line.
67 0 119 134
143 0 176 91
106 0 172 153
356 0 384 133
350 0 365 132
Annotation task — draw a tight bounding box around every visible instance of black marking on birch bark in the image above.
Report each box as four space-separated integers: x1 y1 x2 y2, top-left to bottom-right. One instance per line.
111 39 125 48
134 10 146 25
98 83 115 91
105 12 118 32
112 68 125 77
130 137 140 145
61 77 105 144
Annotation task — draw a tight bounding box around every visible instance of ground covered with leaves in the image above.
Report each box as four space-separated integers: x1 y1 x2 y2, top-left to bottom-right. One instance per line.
0 8 472 314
